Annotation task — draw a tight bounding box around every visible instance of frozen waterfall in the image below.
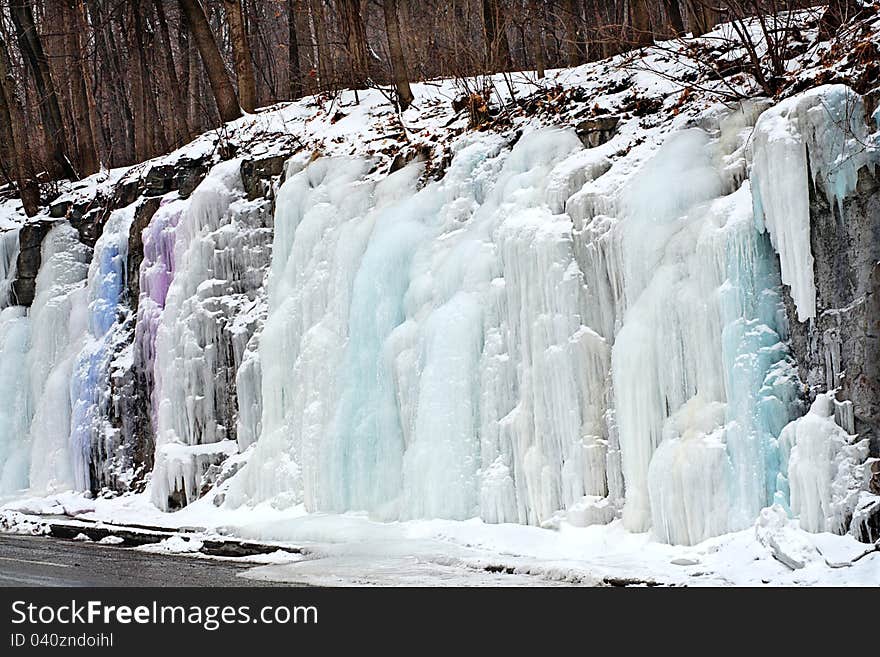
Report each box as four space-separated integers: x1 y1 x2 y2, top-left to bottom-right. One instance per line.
0 83 875 548
224 96 832 545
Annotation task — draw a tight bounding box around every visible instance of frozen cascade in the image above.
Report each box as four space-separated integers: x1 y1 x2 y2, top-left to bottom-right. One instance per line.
135 196 187 414
0 83 874 548
751 85 877 321
0 306 31 494
612 128 728 533
607 100 801 541
0 228 19 306
68 207 136 491
226 154 445 510
227 113 802 539
227 129 617 523
150 159 273 510
26 223 91 493
0 228 29 494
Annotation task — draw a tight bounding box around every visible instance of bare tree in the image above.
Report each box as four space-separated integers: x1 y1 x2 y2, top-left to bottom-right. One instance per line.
687 0 722 35
309 0 333 91
178 0 242 122
9 0 76 179
63 0 99 175
482 0 511 71
153 0 192 146
288 0 303 99
663 0 686 36
337 0 369 89
222 0 257 112
383 0 414 110
563 0 587 66
630 0 656 47
0 31 37 215
528 0 547 78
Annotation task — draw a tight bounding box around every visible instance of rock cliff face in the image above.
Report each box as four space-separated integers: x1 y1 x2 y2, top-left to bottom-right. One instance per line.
11 220 54 306
782 165 880 540
786 167 880 453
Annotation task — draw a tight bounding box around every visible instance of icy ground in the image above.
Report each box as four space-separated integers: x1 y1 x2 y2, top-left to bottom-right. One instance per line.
2 492 877 586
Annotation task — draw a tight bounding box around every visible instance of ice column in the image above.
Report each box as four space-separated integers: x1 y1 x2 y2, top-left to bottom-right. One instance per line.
68 206 135 491
784 393 870 533
26 223 91 493
0 306 31 494
151 160 273 509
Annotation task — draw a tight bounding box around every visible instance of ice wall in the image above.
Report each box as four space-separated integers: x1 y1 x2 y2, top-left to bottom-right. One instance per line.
0 83 873 547
26 223 91 494
150 160 273 510
226 103 806 544
69 207 135 491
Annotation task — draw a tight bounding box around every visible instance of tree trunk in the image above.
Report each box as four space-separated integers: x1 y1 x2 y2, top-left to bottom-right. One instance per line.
309 0 332 90
65 0 99 175
222 0 257 112
287 0 303 99
183 17 203 133
0 34 38 215
90 1 132 167
178 0 242 122
564 0 586 66
137 6 167 157
126 4 149 161
0 52 18 185
154 0 192 145
482 0 511 71
630 0 654 48
337 0 369 89
687 1 718 35
74 0 105 170
9 1 76 180
663 1 686 36
382 0 414 111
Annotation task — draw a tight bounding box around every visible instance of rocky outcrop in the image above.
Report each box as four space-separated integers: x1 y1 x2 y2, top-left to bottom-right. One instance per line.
11 220 55 306
241 153 289 201
575 116 620 148
93 197 164 494
784 167 880 454
143 157 209 199
126 197 162 312
781 166 880 541
49 198 103 247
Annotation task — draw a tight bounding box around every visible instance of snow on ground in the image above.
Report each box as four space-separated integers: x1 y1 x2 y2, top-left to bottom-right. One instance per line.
2 491 877 586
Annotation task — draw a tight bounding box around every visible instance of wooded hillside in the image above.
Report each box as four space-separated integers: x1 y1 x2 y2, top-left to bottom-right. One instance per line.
0 1 865 215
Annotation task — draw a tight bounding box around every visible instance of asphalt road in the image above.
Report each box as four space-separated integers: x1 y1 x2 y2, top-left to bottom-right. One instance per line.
0 534 300 587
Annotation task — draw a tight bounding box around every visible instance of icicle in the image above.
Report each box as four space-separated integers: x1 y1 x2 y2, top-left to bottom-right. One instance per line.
750 85 874 322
